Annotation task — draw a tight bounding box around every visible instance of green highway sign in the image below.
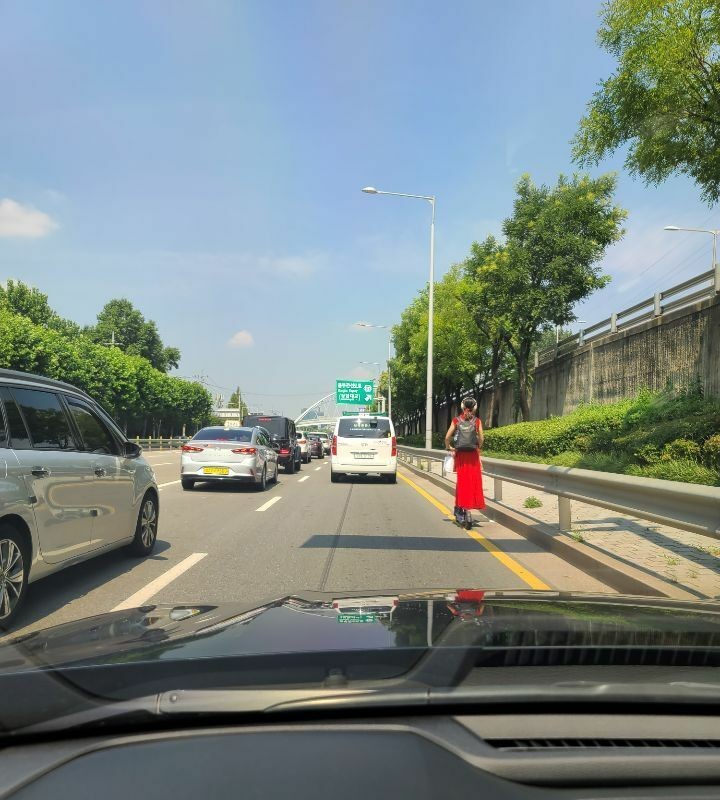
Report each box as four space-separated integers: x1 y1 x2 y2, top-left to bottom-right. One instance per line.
336 379 375 405
337 613 377 624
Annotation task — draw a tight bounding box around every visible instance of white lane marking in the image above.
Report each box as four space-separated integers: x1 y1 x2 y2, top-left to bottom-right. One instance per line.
112 553 207 611
298 476 309 483
314 467 321 471
150 462 173 466
256 496 281 512
158 480 181 489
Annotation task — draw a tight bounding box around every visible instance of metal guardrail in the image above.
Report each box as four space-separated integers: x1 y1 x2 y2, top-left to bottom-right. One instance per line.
536 268 718 367
398 445 720 541
133 437 187 451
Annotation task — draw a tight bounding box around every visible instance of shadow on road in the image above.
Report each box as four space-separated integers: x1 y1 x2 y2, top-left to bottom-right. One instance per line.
8 539 172 635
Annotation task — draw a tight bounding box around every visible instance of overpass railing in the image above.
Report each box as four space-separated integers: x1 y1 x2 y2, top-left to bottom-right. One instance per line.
536 268 718 367
398 445 720 541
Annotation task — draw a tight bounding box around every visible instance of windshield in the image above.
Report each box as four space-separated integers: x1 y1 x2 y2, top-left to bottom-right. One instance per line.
193 428 253 442
243 417 288 437
338 419 392 438
1 0 719 735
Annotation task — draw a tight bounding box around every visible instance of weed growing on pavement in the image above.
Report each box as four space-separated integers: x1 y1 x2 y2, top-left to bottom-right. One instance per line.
570 530 585 543
662 555 680 567
687 569 699 580
523 496 542 508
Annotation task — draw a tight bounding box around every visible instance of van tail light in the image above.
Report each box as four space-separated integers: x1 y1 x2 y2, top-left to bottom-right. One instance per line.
331 435 337 455
393 599 399 607
391 436 397 456
231 447 257 455
279 448 290 455
182 445 204 452
332 602 339 609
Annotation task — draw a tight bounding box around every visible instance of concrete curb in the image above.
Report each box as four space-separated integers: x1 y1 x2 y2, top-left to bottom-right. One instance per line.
399 460 698 600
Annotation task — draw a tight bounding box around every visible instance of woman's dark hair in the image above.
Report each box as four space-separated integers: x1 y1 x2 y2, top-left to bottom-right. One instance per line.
462 397 477 411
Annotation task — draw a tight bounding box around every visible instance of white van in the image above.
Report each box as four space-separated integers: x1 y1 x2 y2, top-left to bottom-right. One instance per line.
330 415 397 483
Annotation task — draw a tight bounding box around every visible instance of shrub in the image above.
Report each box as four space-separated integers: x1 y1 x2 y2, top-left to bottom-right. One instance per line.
661 438 701 462
572 434 592 452
703 434 720 470
635 443 661 465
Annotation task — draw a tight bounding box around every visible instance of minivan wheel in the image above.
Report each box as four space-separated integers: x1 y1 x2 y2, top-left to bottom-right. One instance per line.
286 458 295 475
0 526 28 630
181 478 195 491
128 493 159 556
385 473 397 484
331 471 342 483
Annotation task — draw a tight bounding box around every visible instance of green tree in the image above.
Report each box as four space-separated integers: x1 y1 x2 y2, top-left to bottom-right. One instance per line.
459 236 514 428
0 279 82 337
87 298 180 372
573 0 720 203
498 173 626 420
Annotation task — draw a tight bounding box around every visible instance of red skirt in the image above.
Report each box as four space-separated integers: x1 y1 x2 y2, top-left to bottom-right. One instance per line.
454 449 485 510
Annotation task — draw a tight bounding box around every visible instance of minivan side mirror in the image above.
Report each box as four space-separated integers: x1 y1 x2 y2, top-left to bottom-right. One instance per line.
123 441 142 459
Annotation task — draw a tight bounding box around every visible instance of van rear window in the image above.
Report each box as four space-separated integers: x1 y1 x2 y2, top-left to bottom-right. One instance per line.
338 419 391 439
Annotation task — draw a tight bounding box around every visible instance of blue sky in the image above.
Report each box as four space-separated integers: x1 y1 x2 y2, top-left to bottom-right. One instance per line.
0 1 714 417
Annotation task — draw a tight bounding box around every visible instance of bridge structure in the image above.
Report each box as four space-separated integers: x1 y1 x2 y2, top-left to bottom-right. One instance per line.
294 392 362 432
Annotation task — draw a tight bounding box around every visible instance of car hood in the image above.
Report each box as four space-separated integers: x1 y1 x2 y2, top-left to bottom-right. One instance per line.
4 589 720 672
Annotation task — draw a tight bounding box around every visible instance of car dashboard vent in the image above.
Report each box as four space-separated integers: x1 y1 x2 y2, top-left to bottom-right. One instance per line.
486 738 720 751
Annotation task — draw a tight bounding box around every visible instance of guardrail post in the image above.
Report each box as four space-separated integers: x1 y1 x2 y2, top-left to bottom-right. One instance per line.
493 477 503 501
558 497 572 532
653 291 662 317
610 312 617 333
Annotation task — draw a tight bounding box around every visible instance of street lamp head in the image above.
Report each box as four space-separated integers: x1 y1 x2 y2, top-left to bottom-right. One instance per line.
664 225 680 231
361 186 379 194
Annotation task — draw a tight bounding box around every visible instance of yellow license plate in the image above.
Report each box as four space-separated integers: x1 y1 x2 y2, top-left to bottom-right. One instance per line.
204 467 229 475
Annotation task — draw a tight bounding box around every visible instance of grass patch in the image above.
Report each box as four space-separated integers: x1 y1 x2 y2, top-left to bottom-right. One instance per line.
523 496 543 509
570 530 585 543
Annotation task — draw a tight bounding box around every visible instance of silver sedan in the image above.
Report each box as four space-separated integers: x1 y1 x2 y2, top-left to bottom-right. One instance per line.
180 426 279 491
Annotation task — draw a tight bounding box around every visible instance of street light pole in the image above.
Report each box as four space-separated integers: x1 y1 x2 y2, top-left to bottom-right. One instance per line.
362 187 436 449
664 225 720 294
353 321 393 419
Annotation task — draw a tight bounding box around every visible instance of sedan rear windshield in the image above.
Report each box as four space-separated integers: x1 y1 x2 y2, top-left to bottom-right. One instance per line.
338 419 392 439
193 428 253 442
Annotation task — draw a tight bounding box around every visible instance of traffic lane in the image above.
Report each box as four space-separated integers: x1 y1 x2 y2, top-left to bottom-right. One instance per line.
318 470 537 594
152 459 533 610
5 461 323 638
151 459 353 606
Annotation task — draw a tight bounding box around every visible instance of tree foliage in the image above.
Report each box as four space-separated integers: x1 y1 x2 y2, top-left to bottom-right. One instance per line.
391 173 625 424
0 283 211 436
573 0 720 203
86 298 180 372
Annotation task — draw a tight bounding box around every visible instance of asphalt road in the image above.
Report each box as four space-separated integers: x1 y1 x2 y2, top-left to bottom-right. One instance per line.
6 450 610 638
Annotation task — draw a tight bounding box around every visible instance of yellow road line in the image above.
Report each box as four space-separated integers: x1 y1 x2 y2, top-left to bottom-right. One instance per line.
397 471 550 591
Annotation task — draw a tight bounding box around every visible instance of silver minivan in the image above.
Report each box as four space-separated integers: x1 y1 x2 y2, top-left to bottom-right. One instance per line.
0 369 159 627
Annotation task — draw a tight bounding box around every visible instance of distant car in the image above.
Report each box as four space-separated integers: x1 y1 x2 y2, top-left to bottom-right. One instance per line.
295 431 312 464
332 596 399 619
242 415 301 473
181 426 278 491
307 434 324 459
312 431 331 454
331 415 397 483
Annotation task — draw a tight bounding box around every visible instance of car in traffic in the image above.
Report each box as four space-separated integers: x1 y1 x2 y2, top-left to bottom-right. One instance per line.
307 433 324 459
332 595 399 619
180 426 278 490
242 415 301 473
0 369 159 628
308 430 330 454
331 415 397 483
295 430 312 463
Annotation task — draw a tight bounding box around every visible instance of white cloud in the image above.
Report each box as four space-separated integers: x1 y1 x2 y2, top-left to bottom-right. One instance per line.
228 330 255 348
0 198 59 238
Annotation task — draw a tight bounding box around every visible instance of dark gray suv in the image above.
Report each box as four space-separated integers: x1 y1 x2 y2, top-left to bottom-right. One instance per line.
0 370 159 628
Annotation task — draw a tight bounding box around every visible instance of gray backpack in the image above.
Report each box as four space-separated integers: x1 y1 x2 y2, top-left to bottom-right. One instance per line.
455 416 479 451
